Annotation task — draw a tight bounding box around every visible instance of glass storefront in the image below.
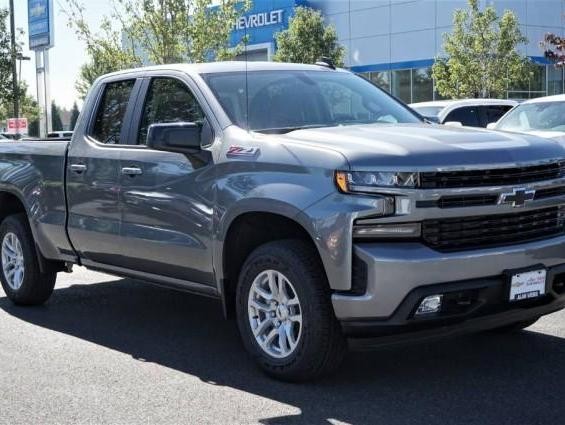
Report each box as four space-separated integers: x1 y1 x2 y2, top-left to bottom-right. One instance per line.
360 64 564 103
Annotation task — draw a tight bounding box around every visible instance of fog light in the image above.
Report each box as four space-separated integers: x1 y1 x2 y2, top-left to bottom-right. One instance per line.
416 295 443 315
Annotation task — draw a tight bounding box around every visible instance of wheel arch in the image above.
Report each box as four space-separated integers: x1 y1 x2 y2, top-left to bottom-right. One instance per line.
218 206 326 319
0 190 64 274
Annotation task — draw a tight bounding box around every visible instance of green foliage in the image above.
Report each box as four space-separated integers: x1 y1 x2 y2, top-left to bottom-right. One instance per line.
64 0 251 98
51 101 63 131
432 0 531 99
70 102 80 130
273 7 344 67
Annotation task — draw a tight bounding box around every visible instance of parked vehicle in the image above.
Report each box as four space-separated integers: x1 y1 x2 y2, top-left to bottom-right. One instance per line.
1 62 565 381
47 131 74 140
410 99 517 127
488 94 565 142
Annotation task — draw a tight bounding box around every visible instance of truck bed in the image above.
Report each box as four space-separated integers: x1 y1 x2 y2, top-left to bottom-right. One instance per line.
0 140 72 261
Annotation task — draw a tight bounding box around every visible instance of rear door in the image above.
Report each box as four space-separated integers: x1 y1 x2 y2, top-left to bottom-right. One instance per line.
66 77 142 265
117 73 217 286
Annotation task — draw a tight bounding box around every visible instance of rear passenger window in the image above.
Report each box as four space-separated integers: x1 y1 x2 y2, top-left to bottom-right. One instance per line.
444 107 480 127
91 80 135 144
138 78 205 144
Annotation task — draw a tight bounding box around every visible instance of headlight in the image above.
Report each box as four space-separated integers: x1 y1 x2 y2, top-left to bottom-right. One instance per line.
335 171 418 193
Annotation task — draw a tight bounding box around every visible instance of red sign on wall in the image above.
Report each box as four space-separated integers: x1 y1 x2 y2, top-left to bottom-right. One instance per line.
6 118 28 135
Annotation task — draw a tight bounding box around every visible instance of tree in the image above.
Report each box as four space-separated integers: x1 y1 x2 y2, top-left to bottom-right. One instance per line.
432 0 531 99
70 102 80 130
273 6 345 67
64 0 250 97
542 33 565 66
51 101 63 131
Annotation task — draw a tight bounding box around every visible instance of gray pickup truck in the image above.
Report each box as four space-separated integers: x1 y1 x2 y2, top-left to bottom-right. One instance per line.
1 62 565 381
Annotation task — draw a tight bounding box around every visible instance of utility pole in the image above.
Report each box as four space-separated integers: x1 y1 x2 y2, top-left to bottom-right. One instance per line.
9 0 19 120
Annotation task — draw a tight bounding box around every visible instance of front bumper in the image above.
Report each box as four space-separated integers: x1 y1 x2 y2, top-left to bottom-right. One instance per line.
332 235 565 330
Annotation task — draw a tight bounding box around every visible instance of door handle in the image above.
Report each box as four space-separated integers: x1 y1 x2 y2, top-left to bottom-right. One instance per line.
70 164 87 173
121 167 143 176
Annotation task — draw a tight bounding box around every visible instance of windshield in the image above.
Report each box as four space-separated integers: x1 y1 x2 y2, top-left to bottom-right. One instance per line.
202 70 421 133
411 106 443 117
495 101 565 133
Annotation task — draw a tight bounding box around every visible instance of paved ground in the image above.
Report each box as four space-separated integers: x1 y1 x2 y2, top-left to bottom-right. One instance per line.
1 267 564 425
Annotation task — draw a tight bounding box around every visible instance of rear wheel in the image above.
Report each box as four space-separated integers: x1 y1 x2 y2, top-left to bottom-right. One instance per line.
236 239 346 382
0 214 56 305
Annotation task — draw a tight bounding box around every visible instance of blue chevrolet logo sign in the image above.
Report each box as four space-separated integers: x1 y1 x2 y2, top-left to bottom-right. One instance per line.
498 188 536 208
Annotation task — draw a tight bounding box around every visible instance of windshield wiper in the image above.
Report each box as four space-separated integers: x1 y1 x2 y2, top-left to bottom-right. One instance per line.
253 124 330 134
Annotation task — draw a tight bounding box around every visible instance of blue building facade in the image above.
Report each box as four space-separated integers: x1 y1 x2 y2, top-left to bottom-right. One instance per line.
235 0 565 102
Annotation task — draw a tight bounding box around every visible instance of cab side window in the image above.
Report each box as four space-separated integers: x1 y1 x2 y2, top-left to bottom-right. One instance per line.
138 78 205 145
91 80 136 144
444 106 480 127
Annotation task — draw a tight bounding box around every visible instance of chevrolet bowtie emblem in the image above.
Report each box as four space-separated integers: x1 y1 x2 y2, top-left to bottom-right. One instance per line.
498 188 536 208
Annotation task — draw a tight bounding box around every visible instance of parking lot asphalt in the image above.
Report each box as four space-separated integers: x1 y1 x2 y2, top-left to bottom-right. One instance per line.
1 266 564 425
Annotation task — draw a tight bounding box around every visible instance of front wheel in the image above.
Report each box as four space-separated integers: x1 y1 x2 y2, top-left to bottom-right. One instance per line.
0 214 56 305
236 239 346 382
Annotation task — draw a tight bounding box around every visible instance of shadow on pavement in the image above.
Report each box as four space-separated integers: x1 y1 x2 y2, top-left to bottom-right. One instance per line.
2 277 565 425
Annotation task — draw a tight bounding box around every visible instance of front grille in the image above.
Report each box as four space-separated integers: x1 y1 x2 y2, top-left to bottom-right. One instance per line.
420 161 565 188
422 206 565 251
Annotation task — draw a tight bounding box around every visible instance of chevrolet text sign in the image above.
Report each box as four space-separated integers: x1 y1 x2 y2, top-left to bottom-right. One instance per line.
234 10 284 30
28 0 54 50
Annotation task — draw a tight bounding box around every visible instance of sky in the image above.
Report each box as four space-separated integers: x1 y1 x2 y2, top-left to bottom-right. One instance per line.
2 0 113 110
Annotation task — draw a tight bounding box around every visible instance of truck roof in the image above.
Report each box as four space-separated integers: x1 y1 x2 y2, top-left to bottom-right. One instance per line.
102 61 349 79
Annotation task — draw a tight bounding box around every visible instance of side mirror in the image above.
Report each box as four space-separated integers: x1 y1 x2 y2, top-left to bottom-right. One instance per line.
444 121 463 127
147 122 202 154
486 122 497 130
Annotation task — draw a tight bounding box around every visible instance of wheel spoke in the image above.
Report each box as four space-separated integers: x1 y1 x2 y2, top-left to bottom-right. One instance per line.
249 299 270 312
267 271 279 300
278 326 290 354
253 318 272 338
253 286 273 301
260 327 278 349
284 322 297 348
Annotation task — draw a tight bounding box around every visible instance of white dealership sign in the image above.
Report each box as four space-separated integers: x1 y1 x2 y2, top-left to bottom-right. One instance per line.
234 9 284 30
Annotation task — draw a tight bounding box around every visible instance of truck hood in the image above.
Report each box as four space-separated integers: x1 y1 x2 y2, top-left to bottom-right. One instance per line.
279 123 565 170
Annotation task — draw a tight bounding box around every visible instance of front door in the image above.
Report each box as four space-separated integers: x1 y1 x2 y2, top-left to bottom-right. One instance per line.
118 76 216 285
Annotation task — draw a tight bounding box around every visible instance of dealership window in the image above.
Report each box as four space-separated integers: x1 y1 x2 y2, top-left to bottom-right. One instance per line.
392 69 411 103
508 65 547 100
369 71 391 92
412 68 433 103
548 66 564 96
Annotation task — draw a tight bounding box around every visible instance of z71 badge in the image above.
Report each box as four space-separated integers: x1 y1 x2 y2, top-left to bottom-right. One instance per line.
227 146 260 158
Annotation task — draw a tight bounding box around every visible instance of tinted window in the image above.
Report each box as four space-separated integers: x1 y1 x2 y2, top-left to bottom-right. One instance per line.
91 80 135 144
138 78 205 144
483 105 513 125
444 106 480 127
202 71 421 133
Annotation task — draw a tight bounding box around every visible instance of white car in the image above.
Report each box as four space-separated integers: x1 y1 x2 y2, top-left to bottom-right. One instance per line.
410 99 518 128
489 94 565 142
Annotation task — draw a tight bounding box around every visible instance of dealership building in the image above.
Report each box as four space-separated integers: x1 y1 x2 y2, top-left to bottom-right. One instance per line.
231 0 565 102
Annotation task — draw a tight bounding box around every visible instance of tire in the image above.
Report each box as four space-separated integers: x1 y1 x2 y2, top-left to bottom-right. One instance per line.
236 239 346 382
0 214 56 305
491 317 540 333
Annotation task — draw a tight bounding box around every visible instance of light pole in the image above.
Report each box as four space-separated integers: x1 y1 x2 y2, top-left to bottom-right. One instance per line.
9 0 19 119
